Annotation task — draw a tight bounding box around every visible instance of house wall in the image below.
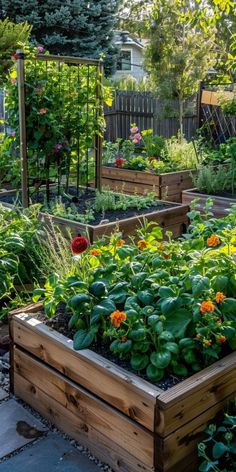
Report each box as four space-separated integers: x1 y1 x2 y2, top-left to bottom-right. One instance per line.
112 44 145 81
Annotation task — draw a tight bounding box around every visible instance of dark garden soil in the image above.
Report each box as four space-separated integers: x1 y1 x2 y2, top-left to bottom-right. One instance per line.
0 187 174 225
36 304 185 391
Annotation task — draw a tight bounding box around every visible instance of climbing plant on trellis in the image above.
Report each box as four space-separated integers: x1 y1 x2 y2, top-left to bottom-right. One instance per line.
6 46 107 207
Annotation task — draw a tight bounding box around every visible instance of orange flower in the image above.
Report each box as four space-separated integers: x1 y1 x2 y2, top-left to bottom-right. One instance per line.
137 239 148 250
203 339 212 346
156 241 165 251
200 300 214 314
116 239 125 247
207 235 220 247
110 310 127 328
215 292 226 304
217 335 226 343
89 249 101 256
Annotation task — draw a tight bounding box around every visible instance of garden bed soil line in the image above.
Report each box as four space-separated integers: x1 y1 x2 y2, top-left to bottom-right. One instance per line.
182 188 236 218
101 166 197 203
9 303 236 472
0 189 189 242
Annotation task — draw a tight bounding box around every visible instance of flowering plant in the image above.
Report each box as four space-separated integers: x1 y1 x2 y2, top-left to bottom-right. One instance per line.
2 44 111 188
34 204 236 383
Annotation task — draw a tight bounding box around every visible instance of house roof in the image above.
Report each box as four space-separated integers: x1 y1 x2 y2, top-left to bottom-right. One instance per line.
114 31 144 49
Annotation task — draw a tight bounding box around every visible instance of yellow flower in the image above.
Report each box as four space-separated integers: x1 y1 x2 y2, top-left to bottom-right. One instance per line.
207 235 220 247
200 300 214 314
110 310 127 328
215 292 226 304
89 249 101 256
203 339 212 346
137 239 148 250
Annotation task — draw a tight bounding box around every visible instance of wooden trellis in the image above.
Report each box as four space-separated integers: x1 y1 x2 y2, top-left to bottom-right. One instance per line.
16 50 104 207
199 86 236 146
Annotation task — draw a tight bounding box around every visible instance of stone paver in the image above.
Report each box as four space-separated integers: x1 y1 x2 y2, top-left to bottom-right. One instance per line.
0 432 100 472
0 388 8 401
0 399 48 459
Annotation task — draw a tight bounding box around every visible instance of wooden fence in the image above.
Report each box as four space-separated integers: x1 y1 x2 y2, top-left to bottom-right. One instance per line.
104 90 197 141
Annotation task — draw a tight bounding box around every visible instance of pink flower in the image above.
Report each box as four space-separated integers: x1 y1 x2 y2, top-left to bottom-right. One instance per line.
54 144 63 152
11 78 17 85
37 46 44 54
39 108 47 114
132 133 142 142
130 126 139 134
11 131 16 137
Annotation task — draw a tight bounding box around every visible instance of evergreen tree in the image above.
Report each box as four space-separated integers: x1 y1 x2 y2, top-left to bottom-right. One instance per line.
0 19 31 81
0 0 122 75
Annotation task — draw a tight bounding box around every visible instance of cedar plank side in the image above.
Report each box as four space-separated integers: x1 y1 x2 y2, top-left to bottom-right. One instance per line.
155 393 235 472
182 189 235 218
155 352 236 436
11 314 160 431
14 347 154 468
14 374 154 472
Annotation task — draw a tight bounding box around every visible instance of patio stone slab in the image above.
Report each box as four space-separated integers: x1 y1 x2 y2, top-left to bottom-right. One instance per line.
0 399 48 459
0 388 8 401
0 433 100 471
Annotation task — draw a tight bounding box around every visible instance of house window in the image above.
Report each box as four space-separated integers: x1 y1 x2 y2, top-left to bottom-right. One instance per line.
117 50 132 71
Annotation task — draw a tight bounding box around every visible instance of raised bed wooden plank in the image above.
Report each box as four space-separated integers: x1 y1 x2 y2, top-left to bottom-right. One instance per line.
155 352 236 436
155 393 235 472
11 313 161 431
101 178 159 197
102 167 160 186
14 347 154 469
10 305 236 472
182 188 235 218
0 189 188 242
101 167 195 203
14 373 154 472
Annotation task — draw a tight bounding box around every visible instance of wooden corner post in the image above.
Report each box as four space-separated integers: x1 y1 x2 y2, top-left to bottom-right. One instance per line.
17 49 28 208
95 59 104 191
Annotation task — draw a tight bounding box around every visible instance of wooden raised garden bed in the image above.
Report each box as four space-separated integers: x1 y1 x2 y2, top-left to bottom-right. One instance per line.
102 167 196 203
0 189 189 242
182 188 236 218
10 303 236 472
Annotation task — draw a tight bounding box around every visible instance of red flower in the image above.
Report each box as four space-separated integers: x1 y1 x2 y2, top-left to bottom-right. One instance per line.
115 157 125 168
71 236 88 254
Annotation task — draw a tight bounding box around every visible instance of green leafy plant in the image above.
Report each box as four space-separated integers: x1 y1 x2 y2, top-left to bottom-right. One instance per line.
198 403 236 472
33 205 236 383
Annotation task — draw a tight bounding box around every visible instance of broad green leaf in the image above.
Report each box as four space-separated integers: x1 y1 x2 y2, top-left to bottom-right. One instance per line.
150 350 171 369
68 293 91 310
191 275 210 297
164 309 192 338
73 329 94 350
131 353 149 370
89 280 106 297
146 364 164 381
212 442 229 459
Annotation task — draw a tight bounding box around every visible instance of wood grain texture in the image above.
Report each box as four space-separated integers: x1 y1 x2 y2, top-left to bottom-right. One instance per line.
155 393 235 472
14 351 154 472
11 313 160 431
14 348 154 467
155 352 236 436
102 167 195 203
182 189 235 218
